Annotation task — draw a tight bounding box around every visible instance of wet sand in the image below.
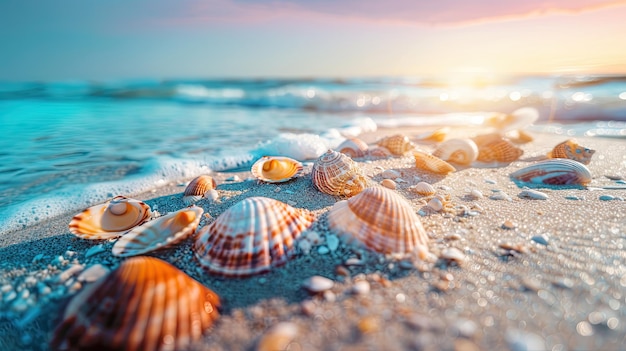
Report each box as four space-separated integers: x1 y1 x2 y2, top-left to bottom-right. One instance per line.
0 126 625 350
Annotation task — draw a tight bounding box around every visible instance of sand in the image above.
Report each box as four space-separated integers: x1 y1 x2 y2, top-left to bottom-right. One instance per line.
0 125 625 351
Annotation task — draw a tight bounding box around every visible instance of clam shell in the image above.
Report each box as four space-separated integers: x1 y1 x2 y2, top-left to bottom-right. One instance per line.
410 182 436 196
193 197 315 277
337 137 369 158
510 159 592 185
432 138 479 165
50 256 220 351
69 196 152 240
366 146 392 159
476 138 523 163
311 149 370 197
415 127 449 143
327 187 429 256
251 156 303 183
112 206 204 257
413 151 456 174
376 134 415 155
547 139 595 165
183 175 217 205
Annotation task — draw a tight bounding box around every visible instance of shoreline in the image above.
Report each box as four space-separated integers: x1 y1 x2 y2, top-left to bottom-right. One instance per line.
1 126 625 350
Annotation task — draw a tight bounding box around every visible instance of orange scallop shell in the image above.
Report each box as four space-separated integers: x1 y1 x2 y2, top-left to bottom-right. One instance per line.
376 134 415 155
337 137 369 158
50 256 220 351
112 206 204 257
68 196 152 240
193 197 315 277
413 151 456 174
251 156 303 183
327 187 428 256
476 138 523 163
311 149 370 197
183 175 217 205
410 182 436 196
547 139 595 165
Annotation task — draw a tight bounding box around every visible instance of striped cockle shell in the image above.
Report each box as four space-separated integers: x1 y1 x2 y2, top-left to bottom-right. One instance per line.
69 196 152 240
337 137 369 158
193 197 315 277
311 149 370 197
112 206 204 257
432 138 479 165
413 151 456 175
251 156 303 183
50 256 220 351
183 175 217 205
476 138 523 163
409 182 436 196
327 187 429 256
547 139 595 165
376 134 415 155
510 159 592 186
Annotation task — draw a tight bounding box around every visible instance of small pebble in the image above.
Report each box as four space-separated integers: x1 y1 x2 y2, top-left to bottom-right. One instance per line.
518 189 548 200
302 276 334 293
382 169 401 179
428 198 443 212
357 316 380 334
351 280 371 295
381 179 397 190
599 195 615 201
317 246 330 255
298 240 312 255
204 189 219 202
256 322 299 351
440 247 465 263
77 264 110 283
326 234 339 251
505 329 545 351
490 193 512 201
470 189 483 199
58 264 84 283
85 245 106 258
300 300 317 316
531 235 549 246
304 230 321 244
484 179 497 184
345 258 364 266
501 220 517 230
565 195 584 201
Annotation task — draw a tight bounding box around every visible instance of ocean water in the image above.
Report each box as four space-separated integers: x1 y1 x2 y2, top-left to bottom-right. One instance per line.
1 75 625 234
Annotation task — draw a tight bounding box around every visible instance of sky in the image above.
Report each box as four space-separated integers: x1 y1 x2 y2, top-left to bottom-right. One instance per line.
1 0 626 81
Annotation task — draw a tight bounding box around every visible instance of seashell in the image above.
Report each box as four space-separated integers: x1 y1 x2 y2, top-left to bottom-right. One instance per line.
510 159 592 186
50 256 220 351
427 197 443 212
413 151 456 175
251 156 303 183
432 138 479 165
485 107 539 132
112 206 203 257
311 149 370 197
415 127 449 143
505 129 534 144
410 182 436 196
337 137 369 158
518 189 549 200
547 139 595 165
380 179 396 189
69 196 152 240
376 134 415 155
193 197 315 277
381 169 401 179
366 146 393 159
327 186 429 256
476 138 523 163
183 175 217 205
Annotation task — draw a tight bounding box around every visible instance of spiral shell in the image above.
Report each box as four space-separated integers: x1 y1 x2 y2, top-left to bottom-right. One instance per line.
476 138 523 163
112 206 204 257
376 134 415 155
432 138 479 165
413 151 456 175
193 197 315 277
547 139 595 165
311 149 370 197
69 196 152 240
510 159 592 186
327 187 428 256
183 175 217 205
409 182 436 196
50 256 220 351
251 156 303 183
337 137 369 158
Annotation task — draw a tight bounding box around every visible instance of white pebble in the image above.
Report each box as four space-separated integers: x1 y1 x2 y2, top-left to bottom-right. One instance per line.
298 239 312 255
303 275 334 293
352 280 371 295
58 264 85 283
427 198 443 212
470 189 483 199
304 230 321 244
257 322 299 351
204 189 219 202
381 179 397 189
326 234 340 251
518 189 548 200
77 264 110 283
317 246 330 255
490 193 512 201
382 169 401 179
345 257 364 266
485 179 497 184
441 247 466 263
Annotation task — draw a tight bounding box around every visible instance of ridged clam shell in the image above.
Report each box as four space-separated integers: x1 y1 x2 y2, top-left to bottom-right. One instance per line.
112 206 204 257
432 138 479 165
311 149 370 197
337 137 369 158
510 159 592 185
547 139 595 165
413 151 456 174
50 256 220 351
476 138 523 163
251 156 303 183
410 182 436 196
327 187 428 256
193 197 315 277
183 175 217 205
376 134 415 155
69 196 152 240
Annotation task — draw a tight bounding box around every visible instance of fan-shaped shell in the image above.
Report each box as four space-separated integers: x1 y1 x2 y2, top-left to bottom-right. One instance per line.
193 197 315 277
183 175 217 205
311 149 370 197
547 139 595 165
432 138 479 165
476 139 523 163
376 134 415 155
251 156 303 183
413 151 456 174
410 182 436 196
50 256 220 351
337 137 369 158
69 196 152 240
327 187 428 256
112 206 204 257
510 159 592 185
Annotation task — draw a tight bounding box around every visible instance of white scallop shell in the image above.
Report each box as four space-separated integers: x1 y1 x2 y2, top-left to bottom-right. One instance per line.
409 182 436 196
432 138 479 165
510 159 592 186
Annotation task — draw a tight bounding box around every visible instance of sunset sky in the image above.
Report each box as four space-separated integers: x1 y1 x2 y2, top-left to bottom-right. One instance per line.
1 0 626 81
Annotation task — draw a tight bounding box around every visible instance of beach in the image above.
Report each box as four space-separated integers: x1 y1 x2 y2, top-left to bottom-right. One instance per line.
0 125 625 351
